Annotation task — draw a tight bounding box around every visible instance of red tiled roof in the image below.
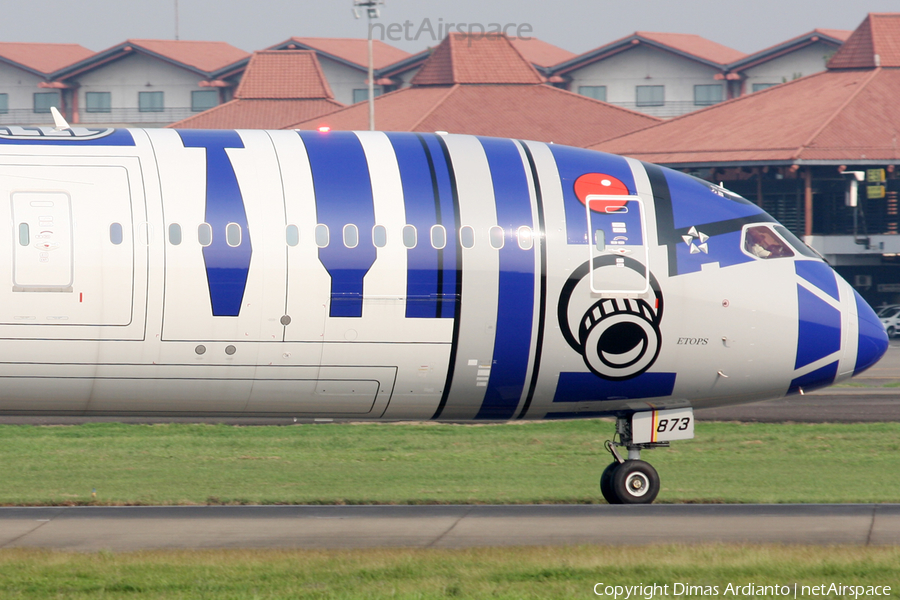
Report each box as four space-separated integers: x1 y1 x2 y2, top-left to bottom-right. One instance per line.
593 67 900 164
828 14 900 69
729 29 851 71
816 29 853 42
127 39 249 73
0 42 93 75
272 37 409 70
170 98 343 130
411 33 544 85
235 51 333 99
635 32 746 65
508 37 575 68
290 83 659 147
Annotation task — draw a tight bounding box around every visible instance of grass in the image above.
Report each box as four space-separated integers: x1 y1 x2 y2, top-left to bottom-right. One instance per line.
0 545 897 599
0 421 899 505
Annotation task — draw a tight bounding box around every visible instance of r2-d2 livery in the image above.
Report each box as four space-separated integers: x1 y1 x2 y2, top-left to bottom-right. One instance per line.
0 125 888 504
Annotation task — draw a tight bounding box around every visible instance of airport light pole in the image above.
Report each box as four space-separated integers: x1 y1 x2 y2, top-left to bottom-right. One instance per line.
353 0 384 131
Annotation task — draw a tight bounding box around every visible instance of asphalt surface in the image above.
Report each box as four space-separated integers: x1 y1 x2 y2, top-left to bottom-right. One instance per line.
1 504 897 550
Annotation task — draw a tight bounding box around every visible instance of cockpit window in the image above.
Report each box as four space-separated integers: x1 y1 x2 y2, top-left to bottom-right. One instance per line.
743 225 794 259
773 225 821 259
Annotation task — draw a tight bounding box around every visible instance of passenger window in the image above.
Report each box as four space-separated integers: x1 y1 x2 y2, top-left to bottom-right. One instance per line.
403 225 417 248
18 223 29 246
109 222 123 245
315 224 329 247
167 223 181 246
343 224 359 248
460 226 475 249
431 225 446 249
743 225 794 259
226 223 241 247
373 225 387 248
198 223 212 247
594 229 605 251
285 224 299 247
518 226 534 250
489 226 504 249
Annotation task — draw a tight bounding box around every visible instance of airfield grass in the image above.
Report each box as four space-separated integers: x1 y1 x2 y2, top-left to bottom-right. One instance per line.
0 421 898 505
0 545 897 599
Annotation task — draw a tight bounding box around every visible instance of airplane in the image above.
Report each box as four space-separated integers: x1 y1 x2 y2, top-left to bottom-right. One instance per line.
0 115 888 504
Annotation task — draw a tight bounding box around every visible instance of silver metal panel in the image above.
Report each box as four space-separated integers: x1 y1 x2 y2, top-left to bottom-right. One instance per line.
437 135 498 420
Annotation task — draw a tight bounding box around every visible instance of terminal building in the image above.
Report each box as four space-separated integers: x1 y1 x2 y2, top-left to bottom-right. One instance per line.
595 13 900 305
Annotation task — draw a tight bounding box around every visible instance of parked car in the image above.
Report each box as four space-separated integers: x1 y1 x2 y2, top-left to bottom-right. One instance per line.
878 304 900 338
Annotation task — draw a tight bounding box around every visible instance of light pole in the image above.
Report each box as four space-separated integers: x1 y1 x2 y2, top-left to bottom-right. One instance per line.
353 0 384 131
174 0 180 41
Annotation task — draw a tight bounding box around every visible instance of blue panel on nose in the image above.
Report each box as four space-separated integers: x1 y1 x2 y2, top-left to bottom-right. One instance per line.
788 361 838 395
854 290 889 375
795 285 841 369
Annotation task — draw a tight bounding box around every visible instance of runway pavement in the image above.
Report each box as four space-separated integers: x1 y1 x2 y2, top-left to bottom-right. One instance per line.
1 504 898 550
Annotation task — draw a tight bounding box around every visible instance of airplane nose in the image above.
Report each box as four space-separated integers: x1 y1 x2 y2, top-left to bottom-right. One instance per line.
853 290 889 375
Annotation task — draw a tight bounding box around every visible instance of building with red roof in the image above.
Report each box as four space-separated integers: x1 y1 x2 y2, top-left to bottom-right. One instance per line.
0 42 93 125
50 39 249 126
266 37 410 105
378 36 576 90
290 32 659 147
170 50 343 129
724 29 850 97
549 31 746 117
593 14 900 305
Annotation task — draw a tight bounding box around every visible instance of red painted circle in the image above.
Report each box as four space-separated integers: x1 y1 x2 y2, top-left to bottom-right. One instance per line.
574 173 629 213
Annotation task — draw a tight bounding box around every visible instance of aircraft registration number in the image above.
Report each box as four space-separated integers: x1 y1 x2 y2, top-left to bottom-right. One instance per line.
631 408 694 443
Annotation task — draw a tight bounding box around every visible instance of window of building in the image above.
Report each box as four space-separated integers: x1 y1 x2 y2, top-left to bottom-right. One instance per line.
315 224 329 247
352 88 383 104
752 83 777 93
139 91 164 112
0 93 8 114
285 224 299 247
578 86 607 101
694 84 724 106
191 89 219 112
343 224 359 248
373 225 387 248
33 92 59 114
86 92 111 113
167 223 182 245
198 223 212 246
402 225 417 248
636 85 664 107
460 226 475 249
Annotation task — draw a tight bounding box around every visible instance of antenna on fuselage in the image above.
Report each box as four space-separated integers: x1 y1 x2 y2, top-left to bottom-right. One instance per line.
50 106 71 131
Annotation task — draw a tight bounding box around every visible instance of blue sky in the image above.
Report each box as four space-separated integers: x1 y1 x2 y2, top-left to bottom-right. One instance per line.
9 0 898 55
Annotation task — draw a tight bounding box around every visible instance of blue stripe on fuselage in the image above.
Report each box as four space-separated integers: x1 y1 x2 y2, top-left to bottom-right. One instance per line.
386 133 441 318
421 134 459 319
475 137 534 420
298 130 376 318
177 130 251 318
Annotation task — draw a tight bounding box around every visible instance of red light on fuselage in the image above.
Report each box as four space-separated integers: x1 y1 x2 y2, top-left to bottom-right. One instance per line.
317 126 331 133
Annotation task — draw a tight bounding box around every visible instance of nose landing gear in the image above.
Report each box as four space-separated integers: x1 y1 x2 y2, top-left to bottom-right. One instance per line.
600 416 665 504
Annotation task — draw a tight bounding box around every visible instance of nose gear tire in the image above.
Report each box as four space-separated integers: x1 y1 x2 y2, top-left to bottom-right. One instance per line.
612 460 660 504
